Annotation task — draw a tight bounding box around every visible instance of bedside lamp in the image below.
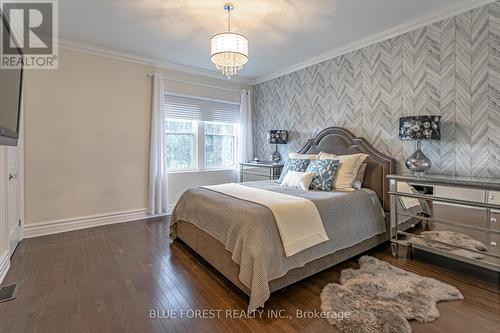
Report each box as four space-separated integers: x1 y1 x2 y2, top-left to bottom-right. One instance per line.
400 116 441 176
267 130 288 164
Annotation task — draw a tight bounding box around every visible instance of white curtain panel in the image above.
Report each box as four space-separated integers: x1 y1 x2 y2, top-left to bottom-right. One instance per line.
239 89 253 163
148 72 168 215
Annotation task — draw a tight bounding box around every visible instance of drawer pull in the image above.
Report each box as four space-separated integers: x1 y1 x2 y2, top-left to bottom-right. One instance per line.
490 217 497 223
491 241 497 247
490 194 496 200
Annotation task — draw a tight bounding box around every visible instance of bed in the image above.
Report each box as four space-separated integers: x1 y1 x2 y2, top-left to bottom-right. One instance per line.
170 127 395 310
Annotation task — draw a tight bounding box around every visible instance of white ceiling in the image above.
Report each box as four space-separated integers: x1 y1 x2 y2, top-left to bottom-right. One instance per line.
59 0 493 82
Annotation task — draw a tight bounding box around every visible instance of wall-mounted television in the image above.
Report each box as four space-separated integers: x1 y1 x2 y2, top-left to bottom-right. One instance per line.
0 15 23 146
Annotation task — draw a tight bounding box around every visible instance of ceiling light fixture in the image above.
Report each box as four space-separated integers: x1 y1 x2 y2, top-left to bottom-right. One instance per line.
210 3 248 79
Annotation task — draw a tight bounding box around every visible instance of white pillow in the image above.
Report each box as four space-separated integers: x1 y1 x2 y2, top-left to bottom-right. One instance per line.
288 152 319 160
280 171 315 191
319 152 368 191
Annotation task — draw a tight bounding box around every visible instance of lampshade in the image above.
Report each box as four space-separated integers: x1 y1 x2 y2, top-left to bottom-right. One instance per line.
267 130 288 144
210 32 248 78
399 116 441 141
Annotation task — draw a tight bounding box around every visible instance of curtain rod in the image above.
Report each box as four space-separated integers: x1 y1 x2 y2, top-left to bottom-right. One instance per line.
146 73 242 93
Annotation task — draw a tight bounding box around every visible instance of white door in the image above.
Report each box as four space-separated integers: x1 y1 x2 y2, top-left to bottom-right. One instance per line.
7 146 20 256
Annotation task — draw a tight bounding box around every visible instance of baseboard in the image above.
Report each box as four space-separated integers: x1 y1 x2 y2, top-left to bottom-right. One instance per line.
0 250 10 285
24 209 151 238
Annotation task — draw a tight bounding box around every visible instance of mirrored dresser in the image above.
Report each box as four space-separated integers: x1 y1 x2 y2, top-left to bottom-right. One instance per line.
388 174 500 277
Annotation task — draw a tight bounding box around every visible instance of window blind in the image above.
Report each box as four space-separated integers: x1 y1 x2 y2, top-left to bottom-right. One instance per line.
164 92 240 123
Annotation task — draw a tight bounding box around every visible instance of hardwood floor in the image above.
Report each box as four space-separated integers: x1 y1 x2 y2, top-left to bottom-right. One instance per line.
0 218 499 333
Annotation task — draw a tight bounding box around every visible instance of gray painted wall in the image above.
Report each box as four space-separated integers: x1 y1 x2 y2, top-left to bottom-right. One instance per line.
253 1 500 177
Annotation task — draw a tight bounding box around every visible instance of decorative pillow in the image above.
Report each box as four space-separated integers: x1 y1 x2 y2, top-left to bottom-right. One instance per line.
319 152 368 191
353 163 368 189
305 159 340 191
280 171 316 191
288 152 319 160
278 159 311 183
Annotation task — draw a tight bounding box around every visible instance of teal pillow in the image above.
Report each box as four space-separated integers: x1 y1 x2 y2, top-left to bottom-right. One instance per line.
278 159 311 183
305 159 340 191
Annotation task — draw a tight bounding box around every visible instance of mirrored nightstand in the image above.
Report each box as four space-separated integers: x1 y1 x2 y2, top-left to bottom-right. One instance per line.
239 162 283 182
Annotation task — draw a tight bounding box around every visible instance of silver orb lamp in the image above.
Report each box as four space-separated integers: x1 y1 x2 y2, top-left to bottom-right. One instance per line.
400 116 441 176
267 130 288 164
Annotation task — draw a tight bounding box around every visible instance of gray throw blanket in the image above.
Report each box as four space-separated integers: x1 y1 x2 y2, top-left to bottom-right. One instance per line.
170 180 386 311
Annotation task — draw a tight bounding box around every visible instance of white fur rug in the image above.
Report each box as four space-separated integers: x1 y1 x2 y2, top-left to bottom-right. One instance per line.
320 256 463 333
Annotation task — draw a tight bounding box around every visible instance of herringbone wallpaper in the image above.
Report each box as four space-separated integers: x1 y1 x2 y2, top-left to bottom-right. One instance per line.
253 1 500 176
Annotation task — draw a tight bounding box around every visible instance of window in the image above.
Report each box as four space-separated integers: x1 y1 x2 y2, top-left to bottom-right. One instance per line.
205 122 237 168
164 92 240 172
165 119 195 170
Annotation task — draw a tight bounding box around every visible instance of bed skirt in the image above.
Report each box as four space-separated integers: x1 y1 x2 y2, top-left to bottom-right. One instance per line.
174 219 390 296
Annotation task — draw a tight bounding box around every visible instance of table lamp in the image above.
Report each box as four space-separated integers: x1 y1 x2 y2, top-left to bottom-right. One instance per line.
267 130 288 164
399 116 441 176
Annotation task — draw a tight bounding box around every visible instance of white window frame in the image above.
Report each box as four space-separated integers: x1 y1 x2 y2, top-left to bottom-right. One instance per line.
202 121 239 170
166 119 239 173
165 118 198 172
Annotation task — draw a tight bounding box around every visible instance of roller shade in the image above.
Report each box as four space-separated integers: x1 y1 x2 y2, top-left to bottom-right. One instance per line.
164 92 240 123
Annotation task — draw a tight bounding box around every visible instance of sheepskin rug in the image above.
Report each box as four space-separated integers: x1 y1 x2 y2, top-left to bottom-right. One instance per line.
406 231 487 259
320 256 463 333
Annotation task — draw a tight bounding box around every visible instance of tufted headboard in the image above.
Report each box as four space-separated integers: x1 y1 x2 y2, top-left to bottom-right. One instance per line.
297 127 395 212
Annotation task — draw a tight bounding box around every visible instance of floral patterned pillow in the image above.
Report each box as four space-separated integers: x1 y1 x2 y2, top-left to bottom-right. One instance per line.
278 159 311 183
305 159 340 191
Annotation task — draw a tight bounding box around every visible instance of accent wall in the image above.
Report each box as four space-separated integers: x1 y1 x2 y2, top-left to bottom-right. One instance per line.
253 0 500 177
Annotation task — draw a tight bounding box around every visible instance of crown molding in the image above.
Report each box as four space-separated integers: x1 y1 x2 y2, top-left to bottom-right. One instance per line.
56 0 496 86
57 39 253 85
250 0 497 85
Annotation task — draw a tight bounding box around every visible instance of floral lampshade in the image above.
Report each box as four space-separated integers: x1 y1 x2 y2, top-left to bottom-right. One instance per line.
267 130 288 144
399 116 441 141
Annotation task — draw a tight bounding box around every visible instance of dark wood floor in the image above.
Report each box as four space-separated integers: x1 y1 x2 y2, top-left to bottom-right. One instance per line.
0 218 499 333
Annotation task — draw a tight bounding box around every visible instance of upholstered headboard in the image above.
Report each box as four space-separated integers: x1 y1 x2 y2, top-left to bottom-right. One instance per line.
297 127 395 212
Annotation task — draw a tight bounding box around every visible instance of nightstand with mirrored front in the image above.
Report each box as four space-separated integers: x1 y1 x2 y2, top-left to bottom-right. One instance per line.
239 161 283 182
